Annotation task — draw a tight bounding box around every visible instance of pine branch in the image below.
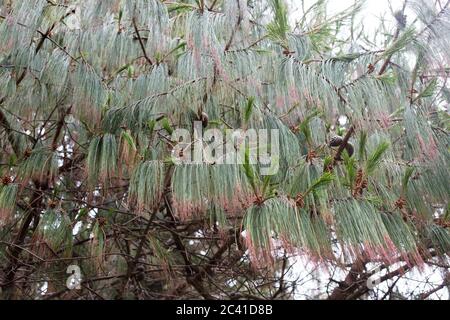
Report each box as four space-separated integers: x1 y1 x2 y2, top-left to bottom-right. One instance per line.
0 107 22 156
225 0 243 51
132 17 154 66
378 0 409 76
326 126 355 171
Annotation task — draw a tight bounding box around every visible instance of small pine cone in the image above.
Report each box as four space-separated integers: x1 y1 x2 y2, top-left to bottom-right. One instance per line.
329 136 354 159
254 195 265 206
355 169 364 184
435 218 450 229
48 199 58 209
353 169 367 197
329 136 344 147
394 11 407 29
295 193 305 208
324 162 334 173
306 149 317 163
97 217 107 227
355 169 364 188
1 176 12 186
394 197 407 210
361 179 368 189
282 50 295 57
23 149 32 159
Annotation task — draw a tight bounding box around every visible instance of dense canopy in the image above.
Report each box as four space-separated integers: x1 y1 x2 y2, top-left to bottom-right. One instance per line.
0 0 449 299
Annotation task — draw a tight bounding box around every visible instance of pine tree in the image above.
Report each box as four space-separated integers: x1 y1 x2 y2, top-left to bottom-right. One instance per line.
0 0 449 300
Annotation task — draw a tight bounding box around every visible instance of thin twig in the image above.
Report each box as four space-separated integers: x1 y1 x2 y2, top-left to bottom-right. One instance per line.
132 17 154 66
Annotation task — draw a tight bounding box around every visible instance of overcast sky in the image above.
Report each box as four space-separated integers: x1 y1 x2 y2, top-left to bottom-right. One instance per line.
290 0 407 33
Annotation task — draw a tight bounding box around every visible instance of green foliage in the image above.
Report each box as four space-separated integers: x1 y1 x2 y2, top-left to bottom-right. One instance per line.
243 145 257 193
19 149 58 182
90 220 105 265
121 130 137 152
445 204 450 221
0 184 18 221
306 172 334 195
402 167 415 193
244 96 255 125
298 110 322 145
172 163 252 220
267 0 290 45
415 78 438 100
129 161 165 210
34 210 73 257
161 117 174 135
365 141 390 175
87 134 118 183
358 131 367 160
380 212 419 259
244 197 332 263
343 153 357 188
381 27 416 58
329 53 364 63
0 0 449 300
426 225 450 255
335 200 399 259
